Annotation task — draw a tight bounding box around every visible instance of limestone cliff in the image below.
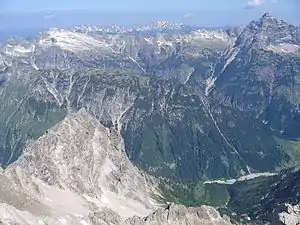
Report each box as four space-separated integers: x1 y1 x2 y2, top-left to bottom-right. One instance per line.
0 109 232 225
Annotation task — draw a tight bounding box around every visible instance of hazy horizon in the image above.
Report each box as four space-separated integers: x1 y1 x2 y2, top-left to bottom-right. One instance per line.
0 0 299 30
0 9 299 31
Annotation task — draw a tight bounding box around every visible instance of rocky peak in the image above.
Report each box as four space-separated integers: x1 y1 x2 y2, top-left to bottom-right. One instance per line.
233 13 299 50
257 12 278 26
255 13 294 38
0 109 234 224
4 109 159 220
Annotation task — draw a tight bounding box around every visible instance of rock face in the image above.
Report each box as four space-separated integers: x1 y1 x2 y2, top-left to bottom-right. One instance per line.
125 204 232 225
0 109 231 225
211 13 300 139
0 66 285 181
278 204 300 225
0 24 232 83
86 204 233 225
4 109 158 220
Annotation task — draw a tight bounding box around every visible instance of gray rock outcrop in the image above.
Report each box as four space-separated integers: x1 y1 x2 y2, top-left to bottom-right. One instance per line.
125 203 232 225
0 109 232 225
278 204 300 225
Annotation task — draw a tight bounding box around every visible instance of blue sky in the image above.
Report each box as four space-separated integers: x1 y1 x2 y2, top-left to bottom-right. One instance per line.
0 0 297 12
4 0 242 11
0 0 298 28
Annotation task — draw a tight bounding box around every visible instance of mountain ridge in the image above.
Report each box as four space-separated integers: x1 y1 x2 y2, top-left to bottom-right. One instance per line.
0 108 233 225
1 13 299 179
0 13 300 225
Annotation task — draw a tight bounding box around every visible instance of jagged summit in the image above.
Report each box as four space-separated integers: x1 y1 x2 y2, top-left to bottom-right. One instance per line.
72 20 188 35
232 12 300 50
255 12 286 29
260 12 276 21
246 13 281 31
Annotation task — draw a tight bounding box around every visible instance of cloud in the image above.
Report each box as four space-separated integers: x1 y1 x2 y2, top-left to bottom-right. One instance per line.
246 0 265 8
44 12 56 20
183 12 195 19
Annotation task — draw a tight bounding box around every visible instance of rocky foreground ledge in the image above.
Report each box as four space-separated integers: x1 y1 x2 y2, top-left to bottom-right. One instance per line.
0 109 232 225
90 204 232 225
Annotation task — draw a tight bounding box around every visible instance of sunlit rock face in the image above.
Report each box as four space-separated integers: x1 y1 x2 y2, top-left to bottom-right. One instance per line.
125 204 232 225
278 204 300 225
0 109 232 225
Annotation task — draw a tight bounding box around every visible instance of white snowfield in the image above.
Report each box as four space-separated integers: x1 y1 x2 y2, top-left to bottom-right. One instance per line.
3 43 35 57
266 43 300 54
38 29 114 52
2 24 233 58
37 28 230 53
191 29 230 42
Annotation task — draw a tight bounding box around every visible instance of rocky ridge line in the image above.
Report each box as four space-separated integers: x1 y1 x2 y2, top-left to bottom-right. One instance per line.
0 109 232 225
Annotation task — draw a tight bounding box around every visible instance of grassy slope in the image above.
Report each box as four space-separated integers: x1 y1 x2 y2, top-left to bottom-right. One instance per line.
275 137 300 169
0 81 66 166
160 179 230 207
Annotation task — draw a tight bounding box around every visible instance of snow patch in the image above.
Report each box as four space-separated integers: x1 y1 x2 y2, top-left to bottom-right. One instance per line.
3 44 35 57
58 218 67 224
220 47 239 75
84 190 153 220
100 194 110 204
191 29 229 42
34 179 90 216
183 67 195 84
80 220 90 225
204 179 236 185
237 172 276 182
205 77 217 96
127 55 146 73
44 197 53 202
38 220 47 225
74 213 84 219
32 61 39 70
266 43 300 54
144 37 153 44
39 29 113 52
263 120 269 125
